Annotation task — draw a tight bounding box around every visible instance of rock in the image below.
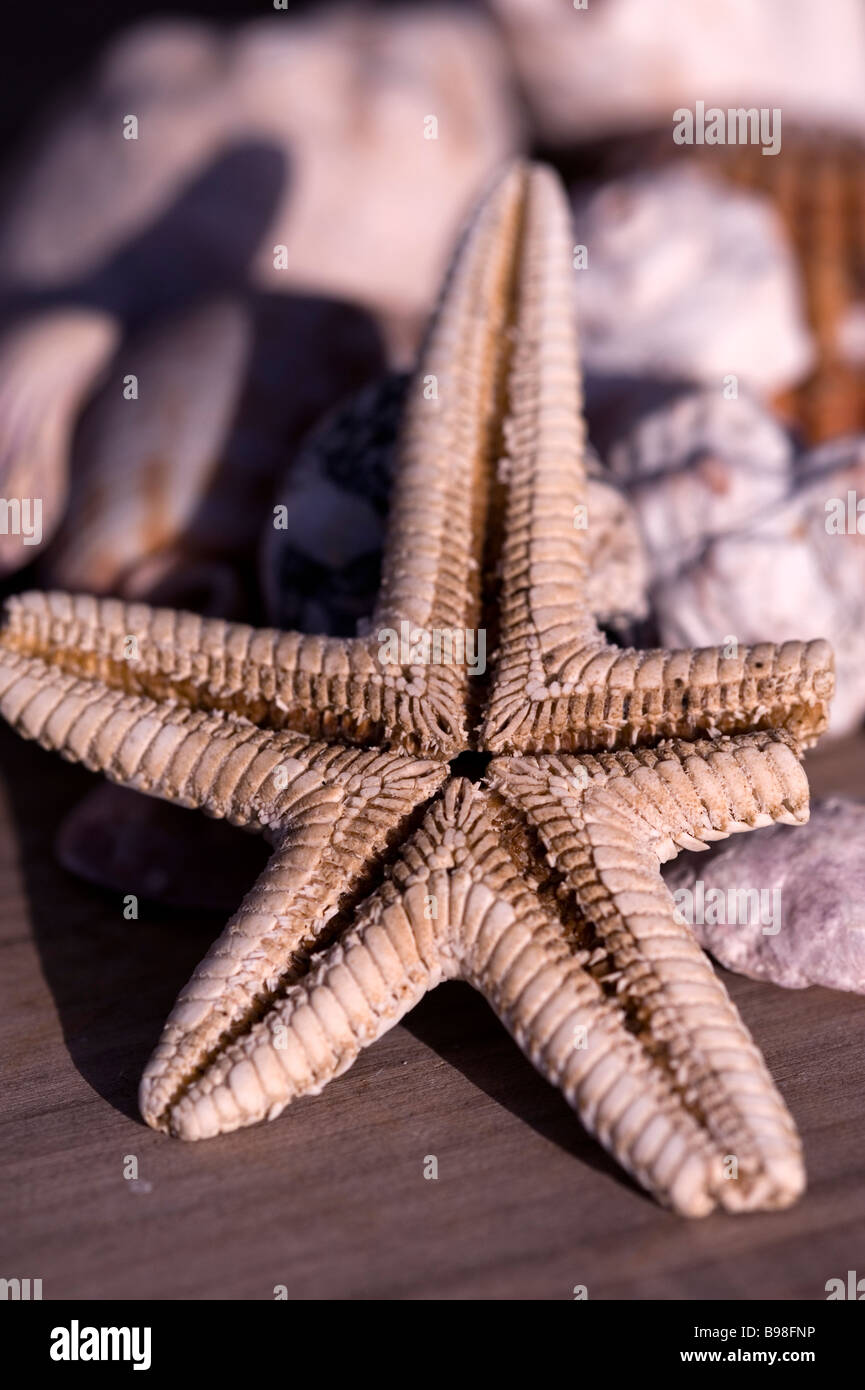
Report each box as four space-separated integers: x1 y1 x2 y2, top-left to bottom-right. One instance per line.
571 166 813 397
235 8 522 358
488 0 865 144
663 798 865 993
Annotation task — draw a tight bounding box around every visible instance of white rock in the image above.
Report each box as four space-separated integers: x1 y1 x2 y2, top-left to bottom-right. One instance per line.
490 0 865 143
572 166 813 396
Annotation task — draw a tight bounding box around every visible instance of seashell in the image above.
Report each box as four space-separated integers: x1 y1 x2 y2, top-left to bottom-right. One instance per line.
603 386 794 582
571 166 813 397
652 435 865 737
40 298 251 596
40 290 384 604
0 308 119 573
488 0 865 144
262 373 648 638
663 798 865 994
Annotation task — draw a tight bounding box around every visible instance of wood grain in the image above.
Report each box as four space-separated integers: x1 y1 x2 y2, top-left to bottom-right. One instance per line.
1 723 864 1300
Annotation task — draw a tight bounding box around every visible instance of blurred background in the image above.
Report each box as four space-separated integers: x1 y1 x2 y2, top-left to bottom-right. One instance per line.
0 0 251 150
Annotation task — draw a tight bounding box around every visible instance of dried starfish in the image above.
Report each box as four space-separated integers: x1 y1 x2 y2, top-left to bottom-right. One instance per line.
0 163 834 1216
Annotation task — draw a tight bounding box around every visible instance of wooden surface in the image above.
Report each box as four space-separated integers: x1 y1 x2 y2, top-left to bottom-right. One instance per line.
2 724 864 1301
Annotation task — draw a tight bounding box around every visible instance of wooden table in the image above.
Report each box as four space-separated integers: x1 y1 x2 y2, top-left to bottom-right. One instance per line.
2 724 864 1300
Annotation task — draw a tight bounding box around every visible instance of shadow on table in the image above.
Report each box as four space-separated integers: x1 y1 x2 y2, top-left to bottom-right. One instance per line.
402 979 649 1201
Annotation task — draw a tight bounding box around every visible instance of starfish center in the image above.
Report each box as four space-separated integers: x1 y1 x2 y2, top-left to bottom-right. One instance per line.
448 750 492 782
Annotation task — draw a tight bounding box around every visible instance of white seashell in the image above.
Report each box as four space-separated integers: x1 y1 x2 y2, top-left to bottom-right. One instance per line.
0 309 119 573
41 299 250 594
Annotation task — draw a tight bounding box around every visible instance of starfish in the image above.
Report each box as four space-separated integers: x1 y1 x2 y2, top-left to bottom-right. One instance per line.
0 163 834 1217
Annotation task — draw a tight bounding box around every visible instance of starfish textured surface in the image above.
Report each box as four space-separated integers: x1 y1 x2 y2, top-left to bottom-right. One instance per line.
0 162 834 1216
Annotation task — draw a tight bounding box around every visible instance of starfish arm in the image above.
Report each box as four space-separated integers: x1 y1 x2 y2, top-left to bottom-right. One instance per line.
462 892 727 1217
368 161 601 753
483 633 834 754
0 589 484 755
566 729 811 857
411 785 720 1214
139 748 446 1130
365 164 530 751
471 167 834 755
0 643 317 825
492 163 595 649
488 732 811 1212
0 640 446 820
149 866 446 1140
0 589 419 746
373 166 522 640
